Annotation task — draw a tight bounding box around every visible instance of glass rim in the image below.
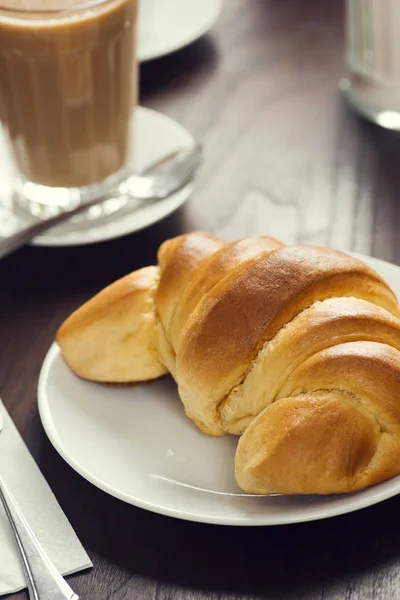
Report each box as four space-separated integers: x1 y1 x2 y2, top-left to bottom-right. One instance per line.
0 0 117 15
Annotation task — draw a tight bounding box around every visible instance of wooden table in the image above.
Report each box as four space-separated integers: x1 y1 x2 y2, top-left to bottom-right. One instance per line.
2 1 400 598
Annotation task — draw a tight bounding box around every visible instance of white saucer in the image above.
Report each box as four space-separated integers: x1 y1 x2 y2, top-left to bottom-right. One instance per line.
38 252 400 526
138 0 223 62
0 107 194 247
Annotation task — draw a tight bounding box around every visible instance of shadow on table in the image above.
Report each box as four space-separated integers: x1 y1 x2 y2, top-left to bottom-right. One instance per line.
33 406 400 600
139 36 219 104
0 205 188 302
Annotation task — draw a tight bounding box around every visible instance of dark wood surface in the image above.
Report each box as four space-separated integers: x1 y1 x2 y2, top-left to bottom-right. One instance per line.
2 1 400 598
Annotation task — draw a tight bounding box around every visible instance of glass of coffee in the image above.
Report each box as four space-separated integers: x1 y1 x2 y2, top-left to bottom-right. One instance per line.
0 0 138 212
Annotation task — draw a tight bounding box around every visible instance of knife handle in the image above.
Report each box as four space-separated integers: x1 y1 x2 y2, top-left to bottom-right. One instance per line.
0 473 79 600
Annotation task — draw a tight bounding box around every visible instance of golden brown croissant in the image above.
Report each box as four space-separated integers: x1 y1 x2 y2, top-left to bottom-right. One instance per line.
56 232 400 495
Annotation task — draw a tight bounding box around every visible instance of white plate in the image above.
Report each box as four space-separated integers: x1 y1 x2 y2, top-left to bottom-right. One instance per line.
0 107 194 247
138 0 223 62
38 253 400 526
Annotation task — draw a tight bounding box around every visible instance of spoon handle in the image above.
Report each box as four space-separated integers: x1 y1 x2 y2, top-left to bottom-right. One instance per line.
0 472 79 599
0 193 116 259
0 143 201 260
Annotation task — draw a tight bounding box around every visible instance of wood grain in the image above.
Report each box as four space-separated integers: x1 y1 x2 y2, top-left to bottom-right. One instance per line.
2 0 400 598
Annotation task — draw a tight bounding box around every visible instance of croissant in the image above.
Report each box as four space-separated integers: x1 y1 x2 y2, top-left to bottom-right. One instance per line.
56 232 400 495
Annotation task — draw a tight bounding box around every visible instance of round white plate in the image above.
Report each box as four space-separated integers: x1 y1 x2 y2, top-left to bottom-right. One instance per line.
0 107 194 247
138 0 223 62
38 253 400 526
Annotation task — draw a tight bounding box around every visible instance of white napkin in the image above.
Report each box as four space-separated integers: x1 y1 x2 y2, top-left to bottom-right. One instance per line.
0 400 92 596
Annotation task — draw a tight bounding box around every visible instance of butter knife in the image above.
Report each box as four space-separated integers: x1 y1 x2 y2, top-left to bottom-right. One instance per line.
0 411 79 600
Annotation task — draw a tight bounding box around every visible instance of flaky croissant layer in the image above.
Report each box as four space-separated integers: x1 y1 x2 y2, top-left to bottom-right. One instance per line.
57 232 400 495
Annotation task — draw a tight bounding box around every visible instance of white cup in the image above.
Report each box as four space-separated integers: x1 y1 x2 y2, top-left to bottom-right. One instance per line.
139 0 156 44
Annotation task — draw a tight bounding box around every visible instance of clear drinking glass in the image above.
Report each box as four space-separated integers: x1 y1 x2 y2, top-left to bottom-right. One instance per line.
0 0 138 212
341 0 400 130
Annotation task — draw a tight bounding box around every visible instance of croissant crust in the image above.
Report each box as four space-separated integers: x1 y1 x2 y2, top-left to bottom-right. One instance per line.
57 232 400 495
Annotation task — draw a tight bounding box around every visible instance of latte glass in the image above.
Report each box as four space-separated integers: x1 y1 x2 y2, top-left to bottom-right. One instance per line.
0 0 138 212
